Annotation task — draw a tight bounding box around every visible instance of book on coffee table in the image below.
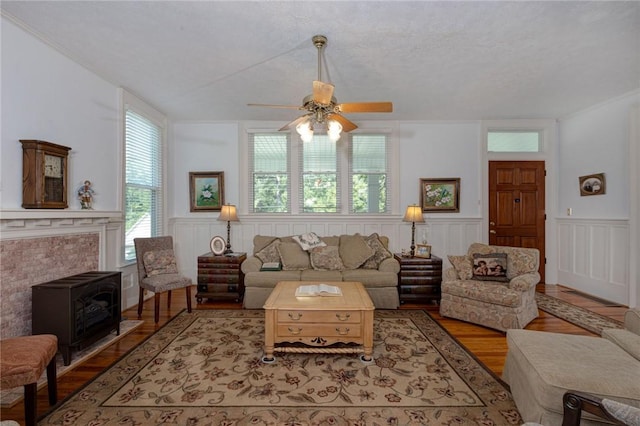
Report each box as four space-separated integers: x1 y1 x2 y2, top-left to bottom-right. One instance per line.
295 284 342 297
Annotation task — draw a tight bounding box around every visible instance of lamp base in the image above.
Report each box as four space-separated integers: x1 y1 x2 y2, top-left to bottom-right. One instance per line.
224 248 233 255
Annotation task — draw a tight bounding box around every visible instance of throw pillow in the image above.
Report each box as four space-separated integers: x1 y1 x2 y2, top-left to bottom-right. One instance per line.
277 242 311 270
292 232 326 251
472 253 508 282
339 234 375 269
310 245 344 271
142 249 178 276
361 233 392 269
447 255 473 280
255 239 281 263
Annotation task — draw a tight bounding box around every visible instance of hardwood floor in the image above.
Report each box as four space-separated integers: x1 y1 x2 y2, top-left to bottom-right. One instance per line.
0 284 629 424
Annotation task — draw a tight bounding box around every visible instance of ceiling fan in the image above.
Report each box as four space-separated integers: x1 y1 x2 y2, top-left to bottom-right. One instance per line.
248 35 393 142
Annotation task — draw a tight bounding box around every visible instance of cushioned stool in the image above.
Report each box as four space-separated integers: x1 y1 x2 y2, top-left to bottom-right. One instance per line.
503 329 640 425
0 334 58 426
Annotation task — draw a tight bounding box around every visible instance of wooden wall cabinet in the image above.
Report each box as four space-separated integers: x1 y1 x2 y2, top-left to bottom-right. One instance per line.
20 140 71 209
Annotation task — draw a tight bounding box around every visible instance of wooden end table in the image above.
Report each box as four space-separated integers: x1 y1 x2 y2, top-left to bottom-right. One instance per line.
394 254 443 304
262 281 375 363
196 252 246 303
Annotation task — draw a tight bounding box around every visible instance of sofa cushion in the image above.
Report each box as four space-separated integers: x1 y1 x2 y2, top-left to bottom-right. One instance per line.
441 280 521 307
321 236 340 246
255 239 281 263
310 245 344 270
601 328 640 361
448 255 473 280
339 234 374 269
361 233 392 269
472 252 508 282
342 269 400 288
300 269 343 282
142 249 179 276
277 242 311 270
293 232 326 251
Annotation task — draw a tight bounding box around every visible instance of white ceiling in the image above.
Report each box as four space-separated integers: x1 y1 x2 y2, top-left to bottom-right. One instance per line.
2 1 639 124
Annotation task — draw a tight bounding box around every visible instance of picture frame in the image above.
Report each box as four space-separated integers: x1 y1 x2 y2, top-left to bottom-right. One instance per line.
210 236 226 255
420 178 460 212
579 173 606 196
415 244 432 259
189 171 224 211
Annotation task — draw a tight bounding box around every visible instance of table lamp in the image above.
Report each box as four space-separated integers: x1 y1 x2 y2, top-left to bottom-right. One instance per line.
403 204 425 257
218 204 239 254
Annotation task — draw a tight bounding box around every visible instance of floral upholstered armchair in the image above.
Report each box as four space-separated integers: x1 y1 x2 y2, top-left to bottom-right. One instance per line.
439 242 540 332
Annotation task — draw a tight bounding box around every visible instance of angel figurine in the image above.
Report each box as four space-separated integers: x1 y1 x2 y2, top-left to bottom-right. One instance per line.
77 180 95 209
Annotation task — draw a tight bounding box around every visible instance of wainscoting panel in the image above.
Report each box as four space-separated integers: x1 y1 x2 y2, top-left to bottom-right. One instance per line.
557 218 630 305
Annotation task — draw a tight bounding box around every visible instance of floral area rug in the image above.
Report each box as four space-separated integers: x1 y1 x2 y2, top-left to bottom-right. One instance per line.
41 309 522 425
0 319 143 408
535 292 623 335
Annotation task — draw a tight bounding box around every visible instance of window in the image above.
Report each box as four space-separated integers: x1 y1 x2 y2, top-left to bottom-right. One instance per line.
349 134 389 213
300 135 340 213
249 133 290 213
248 131 390 214
487 131 541 152
124 108 164 261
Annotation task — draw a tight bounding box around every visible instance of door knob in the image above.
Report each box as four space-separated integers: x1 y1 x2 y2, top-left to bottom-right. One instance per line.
490 221 495 226
489 230 497 234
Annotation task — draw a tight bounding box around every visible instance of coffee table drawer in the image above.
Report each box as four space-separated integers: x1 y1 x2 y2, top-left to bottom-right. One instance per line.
277 310 361 323
277 323 361 338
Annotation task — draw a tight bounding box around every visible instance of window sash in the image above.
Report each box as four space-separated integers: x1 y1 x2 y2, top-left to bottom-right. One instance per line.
249 133 291 213
487 131 541 152
349 134 390 213
124 109 163 261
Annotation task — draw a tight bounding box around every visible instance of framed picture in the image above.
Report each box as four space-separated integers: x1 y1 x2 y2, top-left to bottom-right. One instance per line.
420 178 460 212
415 244 432 259
189 171 224 211
209 236 226 255
579 173 605 196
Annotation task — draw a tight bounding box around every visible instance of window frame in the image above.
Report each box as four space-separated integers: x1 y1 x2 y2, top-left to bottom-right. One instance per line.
243 126 398 215
121 90 167 262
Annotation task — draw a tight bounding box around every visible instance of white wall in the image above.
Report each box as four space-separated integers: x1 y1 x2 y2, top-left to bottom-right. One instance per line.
556 91 639 305
1 18 121 211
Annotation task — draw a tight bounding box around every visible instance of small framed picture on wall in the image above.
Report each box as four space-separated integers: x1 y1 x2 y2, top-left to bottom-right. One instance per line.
189 171 225 211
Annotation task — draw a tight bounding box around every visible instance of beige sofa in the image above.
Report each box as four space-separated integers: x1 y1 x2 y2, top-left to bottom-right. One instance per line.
503 308 640 425
241 233 400 309
439 242 540 331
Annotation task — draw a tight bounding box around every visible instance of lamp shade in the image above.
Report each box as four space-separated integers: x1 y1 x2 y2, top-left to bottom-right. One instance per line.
403 205 424 223
218 204 239 222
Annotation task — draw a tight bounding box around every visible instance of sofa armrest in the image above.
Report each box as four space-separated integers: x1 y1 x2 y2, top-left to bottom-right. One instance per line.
623 308 640 335
443 267 459 282
378 257 400 273
508 272 540 292
241 256 262 274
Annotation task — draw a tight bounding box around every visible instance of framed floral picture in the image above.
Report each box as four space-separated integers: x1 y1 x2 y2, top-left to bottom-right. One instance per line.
189 171 224 212
420 178 460 212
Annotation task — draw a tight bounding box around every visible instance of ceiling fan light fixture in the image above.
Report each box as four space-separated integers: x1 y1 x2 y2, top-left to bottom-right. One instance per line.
328 119 342 142
296 120 314 142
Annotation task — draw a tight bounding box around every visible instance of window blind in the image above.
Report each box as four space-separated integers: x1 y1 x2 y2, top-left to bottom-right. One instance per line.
249 133 290 213
349 134 389 213
124 109 163 260
299 135 340 213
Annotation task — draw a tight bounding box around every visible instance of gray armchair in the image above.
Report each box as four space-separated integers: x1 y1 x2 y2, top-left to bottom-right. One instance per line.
134 236 192 323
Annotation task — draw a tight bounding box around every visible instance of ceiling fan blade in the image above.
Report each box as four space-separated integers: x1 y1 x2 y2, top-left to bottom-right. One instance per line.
329 114 358 133
337 102 393 113
279 114 312 132
248 103 302 110
312 80 334 105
